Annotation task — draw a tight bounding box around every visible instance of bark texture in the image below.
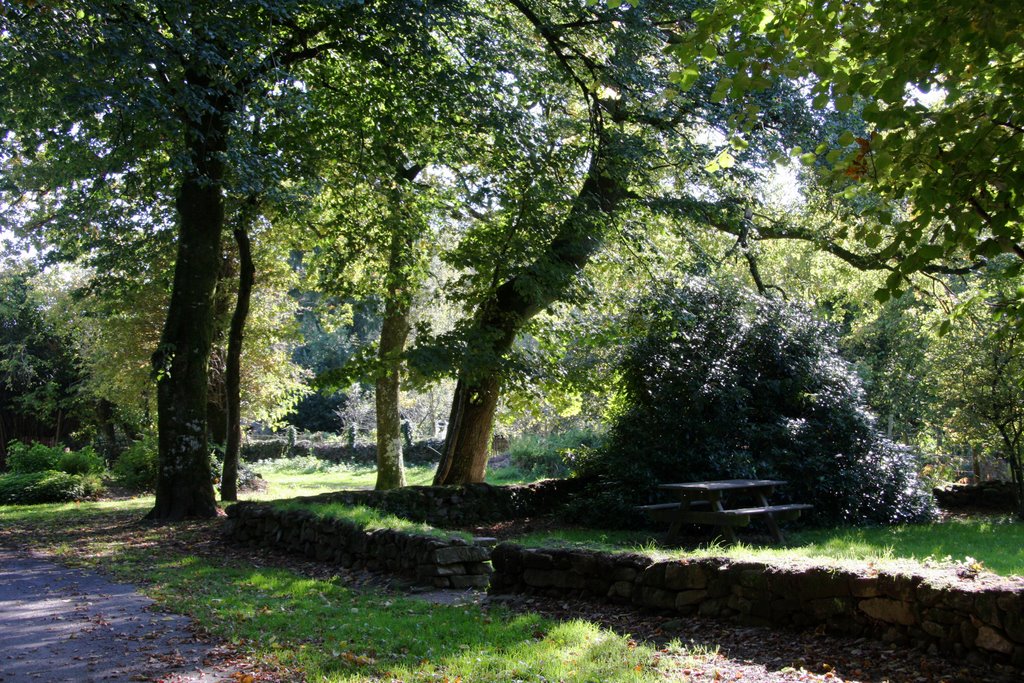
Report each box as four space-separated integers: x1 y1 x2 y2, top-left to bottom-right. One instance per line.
434 136 625 485
374 163 422 490
221 226 255 502
147 73 228 520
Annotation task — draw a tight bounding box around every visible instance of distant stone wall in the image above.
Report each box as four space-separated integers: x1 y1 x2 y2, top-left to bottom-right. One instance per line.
225 502 492 588
490 544 1024 669
934 481 1018 512
269 478 589 527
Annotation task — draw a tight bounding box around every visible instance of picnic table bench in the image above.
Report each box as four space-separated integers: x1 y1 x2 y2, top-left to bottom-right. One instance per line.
637 479 811 544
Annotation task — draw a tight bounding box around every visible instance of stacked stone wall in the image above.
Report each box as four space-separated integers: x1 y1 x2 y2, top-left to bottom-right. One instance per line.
225 502 492 588
490 544 1024 668
933 481 1018 512
264 478 587 527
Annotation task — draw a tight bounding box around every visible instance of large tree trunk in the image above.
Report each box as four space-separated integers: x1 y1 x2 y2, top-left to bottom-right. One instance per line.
374 163 422 490
221 226 255 502
434 135 625 485
147 80 228 521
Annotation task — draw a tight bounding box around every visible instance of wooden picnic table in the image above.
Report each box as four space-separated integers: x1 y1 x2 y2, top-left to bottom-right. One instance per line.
639 479 811 544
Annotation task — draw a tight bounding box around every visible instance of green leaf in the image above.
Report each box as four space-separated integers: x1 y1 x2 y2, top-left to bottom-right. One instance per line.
701 43 718 61
757 8 776 32
873 288 891 304
835 95 854 112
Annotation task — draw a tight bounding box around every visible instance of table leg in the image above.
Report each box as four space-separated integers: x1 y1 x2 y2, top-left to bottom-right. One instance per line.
711 494 737 544
665 497 691 544
756 491 785 543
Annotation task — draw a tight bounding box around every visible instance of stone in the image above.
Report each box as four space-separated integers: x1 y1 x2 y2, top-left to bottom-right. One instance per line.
974 592 1003 628
976 626 1014 654
806 597 855 620
465 562 494 575
698 599 723 618
472 536 499 547
736 568 769 592
664 563 708 590
639 563 667 587
877 573 921 601
523 569 560 588
522 552 555 570
1004 610 1024 643
607 581 634 600
636 586 678 610
921 621 948 639
611 566 638 582
432 546 490 565
848 576 881 598
675 590 708 608
795 568 851 600
960 620 979 646
450 575 491 589
859 598 916 626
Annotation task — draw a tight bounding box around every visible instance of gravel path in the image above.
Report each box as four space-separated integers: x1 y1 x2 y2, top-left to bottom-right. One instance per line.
0 550 228 682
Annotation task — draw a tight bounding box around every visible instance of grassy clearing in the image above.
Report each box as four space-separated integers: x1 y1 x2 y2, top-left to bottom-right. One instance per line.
0 500 713 682
247 459 536 500
516 515 1024 577
247 461 437 499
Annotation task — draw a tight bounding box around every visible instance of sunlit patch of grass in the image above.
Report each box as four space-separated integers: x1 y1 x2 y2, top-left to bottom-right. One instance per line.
247 460 538 501
519 516 1024 577
0 499 701 682
247 463 438 500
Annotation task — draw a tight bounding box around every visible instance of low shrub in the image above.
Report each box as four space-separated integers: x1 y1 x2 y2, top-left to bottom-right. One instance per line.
57 446 105 476
6 441 62 473
508 429 604 477
0 470 104 505
113 435 159 492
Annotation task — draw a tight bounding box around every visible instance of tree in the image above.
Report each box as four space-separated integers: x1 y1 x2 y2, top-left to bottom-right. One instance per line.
676 0 1024 311
1 1 384 518
430 0 823 483
928 271 1024 517
0 264 86 463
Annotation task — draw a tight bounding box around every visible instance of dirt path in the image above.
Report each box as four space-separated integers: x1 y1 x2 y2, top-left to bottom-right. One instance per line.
0 550 229 682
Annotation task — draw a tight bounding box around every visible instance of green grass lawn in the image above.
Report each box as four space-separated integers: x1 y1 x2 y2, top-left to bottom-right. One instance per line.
0 499 711 682
247 459 537 499
516 515 1024 577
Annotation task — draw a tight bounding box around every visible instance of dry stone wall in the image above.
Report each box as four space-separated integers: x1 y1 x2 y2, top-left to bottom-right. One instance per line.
490 544 1024 669
225 502 493 588
933 482 1018 512
261 479 588 527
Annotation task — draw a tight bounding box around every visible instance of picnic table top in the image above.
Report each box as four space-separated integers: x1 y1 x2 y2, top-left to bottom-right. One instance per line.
657 479 787 493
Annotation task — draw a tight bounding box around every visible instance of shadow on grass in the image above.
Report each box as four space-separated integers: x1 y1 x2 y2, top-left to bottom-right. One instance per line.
0 501 695 683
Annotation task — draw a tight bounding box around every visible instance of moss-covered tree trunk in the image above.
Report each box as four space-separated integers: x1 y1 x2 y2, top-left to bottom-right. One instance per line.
375 296 410 489
221 226 255 502
434 139 625 485
147 76 229 521
374 163 422 490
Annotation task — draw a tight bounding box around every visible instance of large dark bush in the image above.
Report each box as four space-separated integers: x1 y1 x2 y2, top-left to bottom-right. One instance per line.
575 278 934 527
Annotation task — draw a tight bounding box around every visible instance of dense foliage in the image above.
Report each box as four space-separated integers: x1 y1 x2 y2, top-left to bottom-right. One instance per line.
0 470 103 505
578 278 934 527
